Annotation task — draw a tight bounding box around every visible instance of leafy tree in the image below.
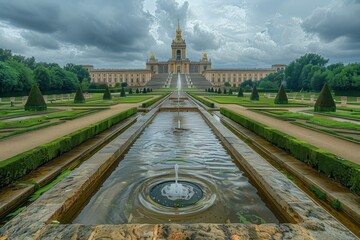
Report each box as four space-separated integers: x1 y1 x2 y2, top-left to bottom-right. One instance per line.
74 86 85 103
274 84 288 104
121 82 128 87
224 81 231 87
64 63 90 83
6 60 35 92
237 87 244 97
314 83 336 112
259 80 277 90
0 62 19 93
240 79 253 88
24 84 47 111
250 86 259 101
120 87 126 97
81 78 90 92
103 85 112 100
0 49 12 62
285 53 329 91
311 70 328 92
34 66 51 91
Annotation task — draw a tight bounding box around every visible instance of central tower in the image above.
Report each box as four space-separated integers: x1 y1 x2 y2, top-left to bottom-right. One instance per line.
171 19 186 61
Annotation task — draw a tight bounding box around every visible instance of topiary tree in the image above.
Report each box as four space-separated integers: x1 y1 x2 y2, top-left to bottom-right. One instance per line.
237 87 244 97
74 86 85 103
129 88 133 94
211 87 214 92
229 89 233 95
217 88 222 94
103 85 112 100
314 83 336 112
250 86 259 101
274 84 288 104
120 87 126 97
223 88 227 94
143 88 147 94
136 88 140 94
150 88 153 92
24 84 47 111
147 87 150 92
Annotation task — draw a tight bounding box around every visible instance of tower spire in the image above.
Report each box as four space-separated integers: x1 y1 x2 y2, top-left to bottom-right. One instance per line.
178 18 180 30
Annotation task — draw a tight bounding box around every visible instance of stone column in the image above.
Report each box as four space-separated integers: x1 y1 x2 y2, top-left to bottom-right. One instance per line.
310 95 315 102
22 96 28 105
60 94 63 101
341 96 347 106
301 95 304 102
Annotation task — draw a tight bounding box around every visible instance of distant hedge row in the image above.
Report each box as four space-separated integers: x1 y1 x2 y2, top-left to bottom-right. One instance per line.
189 93 215 108
141 94 168 108
220 107 360 195
0 107 137 187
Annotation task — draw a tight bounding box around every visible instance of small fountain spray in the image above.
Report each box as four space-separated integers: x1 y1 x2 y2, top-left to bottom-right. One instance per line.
177 73 181 129
149 164 203 208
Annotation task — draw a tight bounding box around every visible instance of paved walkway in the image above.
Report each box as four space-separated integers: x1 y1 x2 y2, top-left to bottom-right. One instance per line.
0 100 151 161
218 104 360 164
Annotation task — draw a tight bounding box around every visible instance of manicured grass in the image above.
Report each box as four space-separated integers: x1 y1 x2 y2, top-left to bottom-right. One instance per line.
308 117 360 131
312 107 360 120
254 109 360 142
205 96 308 107
0 109 104 139
162 88 200 91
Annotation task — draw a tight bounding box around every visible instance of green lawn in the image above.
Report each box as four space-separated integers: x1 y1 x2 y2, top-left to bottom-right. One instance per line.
0 108 103 139
205 95 308 107
254 109 360 142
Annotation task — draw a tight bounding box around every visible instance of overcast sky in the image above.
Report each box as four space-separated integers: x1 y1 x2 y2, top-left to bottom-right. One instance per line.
0 0 359 69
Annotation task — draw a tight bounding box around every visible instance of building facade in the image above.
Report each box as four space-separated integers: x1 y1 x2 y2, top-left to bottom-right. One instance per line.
146 20 211 74
85 20 286 87
203 64 286 87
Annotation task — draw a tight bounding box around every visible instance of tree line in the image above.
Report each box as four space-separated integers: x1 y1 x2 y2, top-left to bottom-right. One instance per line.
257 53 360 93
0 48 90 97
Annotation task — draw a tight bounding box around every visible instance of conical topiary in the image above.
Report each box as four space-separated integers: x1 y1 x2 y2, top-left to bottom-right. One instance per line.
129 88 133 94
74 86 85 103
237 87 244 97
250 86 259 101
120 87 126 97
24 84 47 111
217 88 222 94
211 87 214 92
147 87 150 92
314 83 336 112
223 88 227 94
136 88 140 94
229 89 233 95
274 84 288 104
103 85 112 100
143 88 147 94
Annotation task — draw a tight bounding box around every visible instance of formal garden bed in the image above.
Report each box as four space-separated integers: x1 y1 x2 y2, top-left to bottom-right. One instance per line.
252 109 360 143
0 108 106 139
204 95 309 107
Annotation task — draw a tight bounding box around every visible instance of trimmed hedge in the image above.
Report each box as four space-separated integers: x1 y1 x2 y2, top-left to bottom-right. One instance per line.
141 94 168 108
24 84 47 111
0 107 137 187
189 93 215 108
220 107 360 195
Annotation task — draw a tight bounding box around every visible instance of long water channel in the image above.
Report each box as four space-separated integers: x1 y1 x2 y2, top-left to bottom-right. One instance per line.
73 111 280 224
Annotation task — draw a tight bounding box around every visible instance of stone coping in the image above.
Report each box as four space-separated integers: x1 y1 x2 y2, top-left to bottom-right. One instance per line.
0 97 357 239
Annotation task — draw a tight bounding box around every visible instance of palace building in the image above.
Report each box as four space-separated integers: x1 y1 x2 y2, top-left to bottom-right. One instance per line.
85 20 285 88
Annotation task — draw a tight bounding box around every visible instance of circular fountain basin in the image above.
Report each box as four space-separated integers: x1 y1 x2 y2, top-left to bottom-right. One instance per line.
150 180 203 208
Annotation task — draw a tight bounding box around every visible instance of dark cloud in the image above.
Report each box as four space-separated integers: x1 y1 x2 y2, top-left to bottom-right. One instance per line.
188 24 221 51
21 31 60 50
0 0 156 53
302 0 360 43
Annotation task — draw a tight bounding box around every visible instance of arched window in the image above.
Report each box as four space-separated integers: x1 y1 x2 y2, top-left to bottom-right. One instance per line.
176 50 181 60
